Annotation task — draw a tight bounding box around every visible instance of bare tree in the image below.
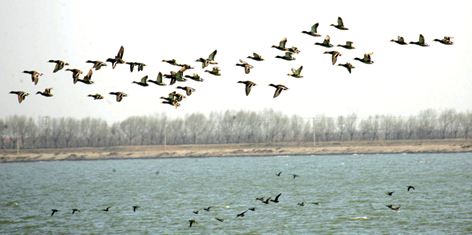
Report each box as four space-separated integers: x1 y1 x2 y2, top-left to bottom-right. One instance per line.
417 109 438 139
346 113 357 141
359 117 372 140
380 115 396 140
185 113 209 144
336 116 346 141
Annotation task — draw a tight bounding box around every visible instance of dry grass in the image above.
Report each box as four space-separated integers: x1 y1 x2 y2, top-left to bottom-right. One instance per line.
1 139 472 163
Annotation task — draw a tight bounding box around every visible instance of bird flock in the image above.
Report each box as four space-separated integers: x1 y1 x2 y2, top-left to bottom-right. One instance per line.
46 170 416 229
10 16 454 109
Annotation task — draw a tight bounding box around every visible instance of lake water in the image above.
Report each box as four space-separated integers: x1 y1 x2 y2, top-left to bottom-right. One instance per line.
1 153 472 234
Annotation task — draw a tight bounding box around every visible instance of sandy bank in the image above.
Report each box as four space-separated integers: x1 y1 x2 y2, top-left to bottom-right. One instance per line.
1 139 472 163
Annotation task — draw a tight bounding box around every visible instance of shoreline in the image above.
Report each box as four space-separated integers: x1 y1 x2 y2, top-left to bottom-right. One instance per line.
2 139 472 163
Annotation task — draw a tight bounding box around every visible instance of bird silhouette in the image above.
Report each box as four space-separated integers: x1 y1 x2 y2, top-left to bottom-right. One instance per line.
51 209 59 216
272 38 288 51
236 210 248 218
72 209 81 214
302 23 321 37
10 91 29 103
48 60 69 73
101 207 111 212
133 205 140 212
106 46 125 69
23 70 43 85
331 17 348 30
237 81 257 96
386 191 394 196
276 171 282 176
270 193 282 203
269 84 289 98
407 186 415 191
189 219 197 227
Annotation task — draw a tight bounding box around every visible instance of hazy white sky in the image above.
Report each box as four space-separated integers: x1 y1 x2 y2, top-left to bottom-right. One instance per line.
1 0 471 123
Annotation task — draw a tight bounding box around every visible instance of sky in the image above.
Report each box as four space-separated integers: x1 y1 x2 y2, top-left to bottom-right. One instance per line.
1 0 471 124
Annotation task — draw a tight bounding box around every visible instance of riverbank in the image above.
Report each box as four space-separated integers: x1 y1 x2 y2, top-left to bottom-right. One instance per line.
1 139 472 163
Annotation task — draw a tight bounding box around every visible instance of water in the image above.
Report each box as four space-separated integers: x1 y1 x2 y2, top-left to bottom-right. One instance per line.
1 153 472 234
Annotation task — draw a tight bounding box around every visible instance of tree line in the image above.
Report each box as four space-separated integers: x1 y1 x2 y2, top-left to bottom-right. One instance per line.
1 108 471 149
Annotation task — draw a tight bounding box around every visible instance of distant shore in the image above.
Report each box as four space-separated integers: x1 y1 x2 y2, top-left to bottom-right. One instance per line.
1 139 472 163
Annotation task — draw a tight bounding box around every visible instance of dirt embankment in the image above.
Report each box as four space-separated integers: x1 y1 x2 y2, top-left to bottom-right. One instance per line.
1 139 472 163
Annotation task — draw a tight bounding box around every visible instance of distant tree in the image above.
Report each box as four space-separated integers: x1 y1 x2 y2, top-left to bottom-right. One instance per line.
185 113 209 144
438 109 455 139
417 109 438 139
359 117 372 140
336 116 346 141
380 115 396 140
346 113 357 141
405 116 417 140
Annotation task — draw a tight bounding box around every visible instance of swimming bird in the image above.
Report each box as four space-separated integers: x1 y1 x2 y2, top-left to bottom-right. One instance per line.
86 60 107 70
324 51 342 65
270 193 282 203
133 205 140 212
293 174 299 179
72 209 81 214
248 207 256 211
77 69 94 84
337 41 355 49
391 36 408 45
36 88 53 97
48 60 69 73
235 59 254 74
314 35 333 48
237 81 257 96
338 63 355 74
204 66 221 76
354 52 374 64
276 171 282 176
132 75 149 86
386 191 394 196
410 34 430 47
407 186 415 191
176 86 196 96
196 50 218 68
10 91 29 103
65 68 84 84
102 207 111 212
203 206 213 212
272 37 288 51
302 23 321 37
22 70 43 85
268 84 289 98
386 204 401 211
247 52 264 61
189 219 197 227
287 66 303 77
184 73 204 82
88 93 104 100
215 217 225 222
236 210 248 218
275 52 296 61
433 36 454 45
106 46 125 69
331 17 348 30
109 92 128 102
51 209 59 216
148 72 167 86
298 202 305 206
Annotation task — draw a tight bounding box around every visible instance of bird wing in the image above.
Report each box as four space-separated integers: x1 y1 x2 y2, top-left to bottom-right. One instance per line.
117 46 124 59
346 41 352 47
141 75 148 83
419 34 425 44
296 66 303 75
280 38 287 48
284 52 293 59
253 53 261 59
274 87 282 98
208 50 217 61
84 69 93 82
337 17 344 27
311 23 319 33
398 36 405 43
157 72 163 83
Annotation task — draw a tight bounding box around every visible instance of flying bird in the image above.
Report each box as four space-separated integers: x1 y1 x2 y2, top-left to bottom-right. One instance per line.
270 193 282 203
337 41 355 49
276 171 282 176
302 23 321 37
126 62 146 72
132 75 149 86
22 70 43 85
148 72 167 86
204 66 221 76
184 73 204 82
235 59 254 74
189 219 197 227
163 59 179 66
287 66 303 78
88 93 104 100
133 205 140 212
272 37 288 51
196 50 218 68
106 46 125 69
331 17 348 30
203 206 213 211
288 46 300 54
386 191 394 196
10 91 29 103
275 52 296 61
410 34 430 47
176 86 196 96
215 217 225 222
86 60 107 70
236 210 248 218
109 92 128 102
324 51 342 65
51 209 59 216
269 84 289 98
77 69 94 84
247 52 264 61
391 36 408 45
48 60 69 72
407 186 415 191
315 35 333 48
101 207 111 212
433 36 454 45
72 209 81 214
354 52 374 64
65 68 84 84
237 81 257 96
36 88 53 97
338 63 355 74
